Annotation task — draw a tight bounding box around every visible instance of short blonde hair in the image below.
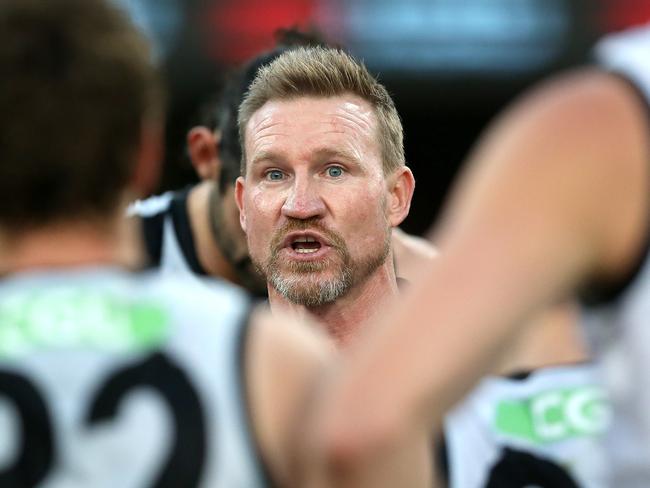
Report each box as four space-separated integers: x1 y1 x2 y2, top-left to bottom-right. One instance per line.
238 47 405 175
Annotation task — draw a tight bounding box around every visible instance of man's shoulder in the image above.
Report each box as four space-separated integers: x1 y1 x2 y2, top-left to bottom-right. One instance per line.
127 185 195 220
595 22 650 101
127 190 176 218
143 271 250 316
127 187 203 272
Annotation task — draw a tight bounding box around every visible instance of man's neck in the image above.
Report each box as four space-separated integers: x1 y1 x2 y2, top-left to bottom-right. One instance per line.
267 259 400 347
187 181 239 283
0 217 128 274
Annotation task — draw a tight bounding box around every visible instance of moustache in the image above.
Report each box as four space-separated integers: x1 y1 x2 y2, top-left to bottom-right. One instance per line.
269 218 347 254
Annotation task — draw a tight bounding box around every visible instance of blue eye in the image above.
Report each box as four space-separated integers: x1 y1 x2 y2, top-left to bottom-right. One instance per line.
266 170 284 181
326 166 344 178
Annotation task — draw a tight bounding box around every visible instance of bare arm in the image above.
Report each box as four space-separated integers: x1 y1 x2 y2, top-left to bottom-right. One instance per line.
394 210 587 374
493 299 587 374
311 69 650 469
246 306 332 485
247 306 432 488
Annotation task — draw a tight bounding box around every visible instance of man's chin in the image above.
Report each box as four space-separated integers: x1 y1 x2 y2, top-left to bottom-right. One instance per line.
280 285 341 307
270 273 350 307
283 253 351 272
276 267 340 282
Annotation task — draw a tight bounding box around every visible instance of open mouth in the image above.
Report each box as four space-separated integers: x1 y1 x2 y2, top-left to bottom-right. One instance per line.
291 235 322 254
281 231 331 259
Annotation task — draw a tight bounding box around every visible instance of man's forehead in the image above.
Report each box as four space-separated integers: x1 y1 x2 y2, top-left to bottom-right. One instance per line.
247 94 376 135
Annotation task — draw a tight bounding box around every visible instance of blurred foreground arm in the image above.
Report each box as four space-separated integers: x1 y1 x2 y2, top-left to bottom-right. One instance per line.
308 69 650 473
248 307 432 488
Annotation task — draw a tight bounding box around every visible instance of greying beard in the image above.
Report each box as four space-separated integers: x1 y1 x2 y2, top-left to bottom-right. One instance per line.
269 267 353 307
258 221 391 307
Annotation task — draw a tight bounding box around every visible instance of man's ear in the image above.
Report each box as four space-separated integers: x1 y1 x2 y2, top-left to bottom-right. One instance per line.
235 176 247 233
131 119 164 196
386 166 415 227
187 126 221 181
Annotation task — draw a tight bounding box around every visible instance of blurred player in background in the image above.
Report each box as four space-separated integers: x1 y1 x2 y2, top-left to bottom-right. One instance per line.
310 22 650 488
0 1 433 486
440 303 606 487
128 29 327 295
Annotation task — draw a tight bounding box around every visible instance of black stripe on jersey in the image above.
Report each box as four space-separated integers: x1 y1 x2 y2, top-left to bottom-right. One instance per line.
236 299 277 487
579 72 650 307
138 187 209 275
504 370 532 381
436 432 450 486
169 188 209 276
141 211 165 268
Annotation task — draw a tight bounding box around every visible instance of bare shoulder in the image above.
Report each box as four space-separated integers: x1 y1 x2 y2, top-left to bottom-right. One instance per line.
542 69 650 278
392 228 437 259
465 68 650 278
495 68 649 153
391 228 438 282
248 305 333 366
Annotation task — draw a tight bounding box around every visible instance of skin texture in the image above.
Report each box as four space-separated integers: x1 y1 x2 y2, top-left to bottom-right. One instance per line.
306 69 650 481
183 107 436 296
236 94 415 345
183 124 435 296
391 227 438 283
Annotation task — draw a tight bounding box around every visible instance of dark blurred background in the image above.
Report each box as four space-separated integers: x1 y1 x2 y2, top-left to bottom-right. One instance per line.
114 0 650 235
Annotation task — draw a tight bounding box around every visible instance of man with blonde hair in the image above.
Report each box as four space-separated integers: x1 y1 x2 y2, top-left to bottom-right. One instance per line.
0 2 435 486
236 47 416 345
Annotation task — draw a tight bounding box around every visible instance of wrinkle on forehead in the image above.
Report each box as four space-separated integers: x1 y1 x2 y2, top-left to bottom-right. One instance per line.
246 95 380 164
250 106 286 135
248 117 288 159
330 99 375 137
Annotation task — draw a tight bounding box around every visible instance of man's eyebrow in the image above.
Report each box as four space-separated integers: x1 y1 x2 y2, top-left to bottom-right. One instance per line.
249 150 284 167
249 148 365 168
312 147 361 165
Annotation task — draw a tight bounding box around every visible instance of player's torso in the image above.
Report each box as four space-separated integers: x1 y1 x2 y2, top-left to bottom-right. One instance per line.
443 364 609 488
0 268 266 487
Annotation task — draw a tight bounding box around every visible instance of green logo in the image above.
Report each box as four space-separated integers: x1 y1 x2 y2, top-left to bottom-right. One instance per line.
0 288 169 357
495 386 610 444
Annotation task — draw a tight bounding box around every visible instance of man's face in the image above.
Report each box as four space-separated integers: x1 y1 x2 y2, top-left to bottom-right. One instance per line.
236 95 392 306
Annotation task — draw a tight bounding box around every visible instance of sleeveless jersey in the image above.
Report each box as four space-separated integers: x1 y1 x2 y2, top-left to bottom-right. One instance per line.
577 23 650 487
128 189 209 280
443 364 609 488
0 267 268 487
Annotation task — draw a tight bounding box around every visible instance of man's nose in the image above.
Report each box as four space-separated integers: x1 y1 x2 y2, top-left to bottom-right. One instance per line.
281 177 326 220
